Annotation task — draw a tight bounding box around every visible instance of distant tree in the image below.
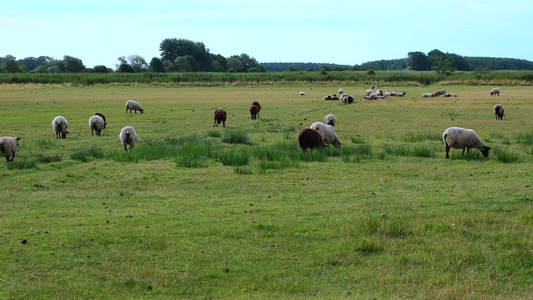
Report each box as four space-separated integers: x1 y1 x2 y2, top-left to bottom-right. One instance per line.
159 38 212 71
211 54 228 71
227 56 244 72
92 65 112 73
34 65 48 73
432 56 456 76
1 55 21 73
407 51 432 71
59 55 85 72
211 60 225 72
174 55 200 72
128 55 148 72
149 57 165 73
447 53 470 71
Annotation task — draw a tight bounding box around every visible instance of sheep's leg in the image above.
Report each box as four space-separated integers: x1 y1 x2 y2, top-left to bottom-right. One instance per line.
123 144 128 151
213 121 216 127
223 121 225 127
5 154 10 162
10 153 15 161
445 146 451 159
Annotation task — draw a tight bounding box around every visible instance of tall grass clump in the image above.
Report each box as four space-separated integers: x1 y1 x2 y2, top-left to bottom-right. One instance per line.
6 159 38 170
449 150 484 160
207 130 222 138
216 147 250 166
36 154 62 163
494 147 523 163
412 145 436 158
384 144 412 156
354 143 372 156
515 132 533 145
222 129 251 144
71 146 104 162
402 132 442 143
351 136 366 144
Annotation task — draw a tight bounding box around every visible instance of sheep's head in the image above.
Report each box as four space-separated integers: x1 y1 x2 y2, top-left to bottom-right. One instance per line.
481 146 491 157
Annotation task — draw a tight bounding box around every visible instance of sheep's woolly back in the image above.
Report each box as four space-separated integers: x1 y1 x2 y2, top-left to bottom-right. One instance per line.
120 126 138 150
324 114 337 127
0 136 20 162
52 116 69 132
443 127 490 158
310 122 342 147
298 128 324 151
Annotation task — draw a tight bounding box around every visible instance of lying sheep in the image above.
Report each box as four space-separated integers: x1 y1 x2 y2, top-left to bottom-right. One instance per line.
89 115 105 136
323 95 339 100
310 122 341 147
434 89 447 97
298 128 325 151
120 126 138 151
0 137 20 162
494 104 505 120
365 89 373 96
441 93 458 97
491 88 500 96
342 94 354 104
249 104 259 120
422 93 434 98
324 114 337 127
213 108 226 127
94 113 107 128
395 92 405 97
299 92 306 95
364 92 379 100
52 116 69 139
338 88 344 95
252 101 261 118
443 127 491 159
125 100 144 114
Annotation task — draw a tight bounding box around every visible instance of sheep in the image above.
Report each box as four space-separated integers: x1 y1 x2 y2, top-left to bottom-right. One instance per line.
251 101 261 118
125 100 144 114
52 116 69 139
441 93 458 97
342 94 354 104
213 108 226 127
395 92 405 97
338 88 344 95
298 128 325 151
494 104 505 120
324 114 337 127
120 126 138 151
443 127 491 159
491 88 500 96
0 137 20 162
364 92 379 100
434 89 447 97
249 104 259 120
323 95 339 100
365 89 373 96
299 92 306 95
94 113 107 128
89 115 105 136
422 93 434 98
310 122 342 147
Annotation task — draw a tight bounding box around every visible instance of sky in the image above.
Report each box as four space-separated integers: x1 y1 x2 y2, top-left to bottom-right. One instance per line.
2 0 533 69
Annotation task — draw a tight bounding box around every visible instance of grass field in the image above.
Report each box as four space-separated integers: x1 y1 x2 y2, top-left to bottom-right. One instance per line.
1 83 532 299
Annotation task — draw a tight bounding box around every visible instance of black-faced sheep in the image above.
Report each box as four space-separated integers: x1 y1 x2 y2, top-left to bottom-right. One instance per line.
213 108 227 127
252 101 262 118
298 128 324 151
310 122 341 147
249 105 259 120
89 115 105 136
125 100 144 114
94 113 107 128
324 114 337 127
441 93 458 97
323 95 339 100
120 126 138 151
443 127 491 159
494 104 505 120
342 94 354 104
422 93 434 98
0 137 20 162
52 116 69 139
491 88 500 96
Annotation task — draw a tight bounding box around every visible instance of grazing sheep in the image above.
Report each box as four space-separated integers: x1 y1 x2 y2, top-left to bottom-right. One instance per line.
494 104 505 120
422 93 434 98
365 89 373 96
298 128 325 151
324 114 337 127
299 92 306 95
125 100 144 114
491 88 500 96
89 115 105 136
52 116 69 139
252 101 261 118
213 108 227 127
94 113 107 128
120 126 138 151
249 104 259 120
0 137 20 162
434 89 447 97
443 127 491 159
310 122 342 147
342 94 354 104
441 93 458 97
323 95 339 100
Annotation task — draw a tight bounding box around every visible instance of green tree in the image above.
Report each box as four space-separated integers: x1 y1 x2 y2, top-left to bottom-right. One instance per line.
1 55 21 73
92 65 111 73
159 38 212 71
227 56 244 72
149 57 165 73
174 55 200 72
127 55 148 72
432 56 456 76
61 56 85 72
407 51 432 71
116 57 135 73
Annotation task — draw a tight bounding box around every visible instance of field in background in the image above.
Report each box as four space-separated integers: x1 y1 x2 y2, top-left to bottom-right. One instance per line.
1 84 532 299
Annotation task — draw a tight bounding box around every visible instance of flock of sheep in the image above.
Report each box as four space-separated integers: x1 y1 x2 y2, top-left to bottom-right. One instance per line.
0 87 506 162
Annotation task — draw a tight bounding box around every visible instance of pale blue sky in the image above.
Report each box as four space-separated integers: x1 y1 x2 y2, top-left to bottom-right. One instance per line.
2 0 532 69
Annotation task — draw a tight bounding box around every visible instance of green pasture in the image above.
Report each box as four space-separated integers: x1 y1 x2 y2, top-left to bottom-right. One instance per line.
1 84 532 299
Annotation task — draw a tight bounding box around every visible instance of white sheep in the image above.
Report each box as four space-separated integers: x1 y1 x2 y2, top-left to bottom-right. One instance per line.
52 116 69 139
441 93 458 97
120 126 138 151
125 100 144 114
395 92 405 97
491 88 500 96
310 122 341 147
494 104 505 120
434 89 447 97
299 92 306 96
364 92 379 100
443 127 491 159
342 93 354 104
365 89 373 96
422 93 434 98
338 88 344 95
89 115 105 136
0 137 20 162
324 114 337 127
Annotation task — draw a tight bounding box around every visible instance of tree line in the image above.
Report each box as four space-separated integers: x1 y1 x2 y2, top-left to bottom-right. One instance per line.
2 42 533 74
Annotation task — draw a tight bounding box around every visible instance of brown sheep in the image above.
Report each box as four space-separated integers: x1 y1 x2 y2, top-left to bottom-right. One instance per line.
0 137 21 162
249 105 259 120
94 113 107 128
298 128 325 152
252 101 261 118
213 108 227 127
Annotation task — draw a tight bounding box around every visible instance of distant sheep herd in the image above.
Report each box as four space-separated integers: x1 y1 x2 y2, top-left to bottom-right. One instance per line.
0 87 505 163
